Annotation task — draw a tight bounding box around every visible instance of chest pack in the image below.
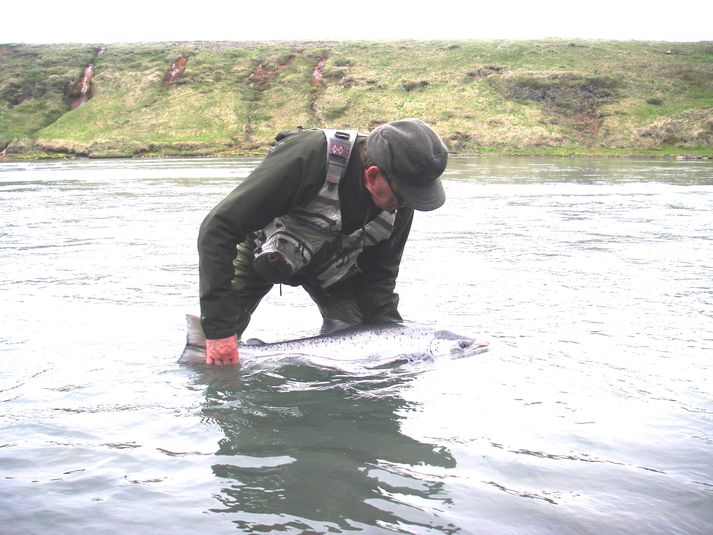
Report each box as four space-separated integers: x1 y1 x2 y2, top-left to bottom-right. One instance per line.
251 129 396 288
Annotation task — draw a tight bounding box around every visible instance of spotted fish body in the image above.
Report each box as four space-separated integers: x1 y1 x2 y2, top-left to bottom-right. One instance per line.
179 314 489 365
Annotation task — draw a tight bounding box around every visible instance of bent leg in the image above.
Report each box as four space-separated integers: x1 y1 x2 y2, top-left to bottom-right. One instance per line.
302 282 364 335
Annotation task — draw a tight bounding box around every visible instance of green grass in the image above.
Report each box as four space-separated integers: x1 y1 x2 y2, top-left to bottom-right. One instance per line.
1 40 711 158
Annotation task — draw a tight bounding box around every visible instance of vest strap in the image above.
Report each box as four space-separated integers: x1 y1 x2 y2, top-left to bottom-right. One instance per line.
251 127 395 289
322 129 358 186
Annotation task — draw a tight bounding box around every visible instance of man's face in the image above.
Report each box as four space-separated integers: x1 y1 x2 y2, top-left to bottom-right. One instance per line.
364 166 406 212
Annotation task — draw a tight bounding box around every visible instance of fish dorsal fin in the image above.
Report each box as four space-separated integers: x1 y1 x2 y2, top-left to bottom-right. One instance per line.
185 314 206 347
242 338 266 347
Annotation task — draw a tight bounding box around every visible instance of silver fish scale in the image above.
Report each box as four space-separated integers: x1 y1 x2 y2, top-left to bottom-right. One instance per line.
179 315 488 365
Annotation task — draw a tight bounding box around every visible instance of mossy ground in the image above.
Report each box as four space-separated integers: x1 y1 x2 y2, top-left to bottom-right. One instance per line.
1 40 712 158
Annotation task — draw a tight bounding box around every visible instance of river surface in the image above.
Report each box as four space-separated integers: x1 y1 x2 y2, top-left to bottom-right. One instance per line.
1 156 712 534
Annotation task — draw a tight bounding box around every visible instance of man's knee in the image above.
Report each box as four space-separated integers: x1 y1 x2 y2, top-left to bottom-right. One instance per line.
304 284 364 333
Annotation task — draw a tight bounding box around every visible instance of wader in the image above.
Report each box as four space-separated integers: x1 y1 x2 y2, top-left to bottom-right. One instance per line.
231 242 365 336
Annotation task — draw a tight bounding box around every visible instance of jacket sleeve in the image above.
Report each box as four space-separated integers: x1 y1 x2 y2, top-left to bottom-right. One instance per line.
354 207 414 324
197 130 326 338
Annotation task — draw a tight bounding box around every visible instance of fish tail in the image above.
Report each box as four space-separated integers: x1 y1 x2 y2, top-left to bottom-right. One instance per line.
178 314 207 364
185 314 206 347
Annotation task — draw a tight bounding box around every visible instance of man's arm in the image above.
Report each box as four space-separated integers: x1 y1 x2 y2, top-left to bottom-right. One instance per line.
197 130 327 340
354 207 414 324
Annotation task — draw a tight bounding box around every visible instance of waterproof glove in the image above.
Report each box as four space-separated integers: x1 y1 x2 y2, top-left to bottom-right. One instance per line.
205 335 239 365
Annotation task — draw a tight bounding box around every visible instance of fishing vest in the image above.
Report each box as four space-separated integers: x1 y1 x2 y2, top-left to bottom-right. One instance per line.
251 129 396 289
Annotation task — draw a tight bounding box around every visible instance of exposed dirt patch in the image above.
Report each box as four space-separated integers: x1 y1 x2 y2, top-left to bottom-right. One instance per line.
38 140 92 157
247 53 296 88
488 71 620 144
240 53 299 140
165 54 188 85
447 131 476 151
247 63 276 87
466 65 507 79
402 80 429 92
67 64 95 110
312 56 328 87
637 108 713 146
307 53 331 122
488 72 620 114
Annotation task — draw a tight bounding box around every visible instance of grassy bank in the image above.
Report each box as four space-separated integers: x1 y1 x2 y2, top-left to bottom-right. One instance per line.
1 40 712 158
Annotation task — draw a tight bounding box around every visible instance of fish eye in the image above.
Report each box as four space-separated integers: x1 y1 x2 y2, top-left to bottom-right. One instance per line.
458 340 472 349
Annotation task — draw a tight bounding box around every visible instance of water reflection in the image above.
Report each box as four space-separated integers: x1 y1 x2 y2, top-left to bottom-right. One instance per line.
195 363 457 532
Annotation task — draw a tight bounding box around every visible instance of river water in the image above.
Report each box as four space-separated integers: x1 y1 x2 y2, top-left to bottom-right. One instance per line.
1 156 712 534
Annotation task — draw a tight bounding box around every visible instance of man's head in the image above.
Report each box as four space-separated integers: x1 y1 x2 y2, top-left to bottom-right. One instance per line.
365 119 448 211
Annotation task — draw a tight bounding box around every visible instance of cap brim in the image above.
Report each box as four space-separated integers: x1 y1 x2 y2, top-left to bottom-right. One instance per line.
396 176 445 211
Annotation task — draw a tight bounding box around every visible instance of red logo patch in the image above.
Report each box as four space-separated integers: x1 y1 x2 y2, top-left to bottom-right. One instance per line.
330 141 349 159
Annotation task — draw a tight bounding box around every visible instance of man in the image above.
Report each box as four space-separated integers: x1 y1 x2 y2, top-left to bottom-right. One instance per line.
197 118 448 365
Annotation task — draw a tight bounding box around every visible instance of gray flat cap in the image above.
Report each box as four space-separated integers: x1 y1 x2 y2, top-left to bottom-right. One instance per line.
366 118 448 211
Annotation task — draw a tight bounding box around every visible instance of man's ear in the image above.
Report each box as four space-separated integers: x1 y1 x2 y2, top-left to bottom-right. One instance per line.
364 165 381 184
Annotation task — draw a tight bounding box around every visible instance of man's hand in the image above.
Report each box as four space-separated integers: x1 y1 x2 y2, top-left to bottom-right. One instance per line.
205 335 239 365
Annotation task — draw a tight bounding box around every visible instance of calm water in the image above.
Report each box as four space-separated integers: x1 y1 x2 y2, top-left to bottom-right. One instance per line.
1 156 712 534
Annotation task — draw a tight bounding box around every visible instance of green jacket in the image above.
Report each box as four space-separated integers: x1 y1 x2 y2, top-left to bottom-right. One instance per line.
197 129 414 339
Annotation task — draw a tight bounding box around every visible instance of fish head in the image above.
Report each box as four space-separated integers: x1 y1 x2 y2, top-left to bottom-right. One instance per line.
429 330 489 357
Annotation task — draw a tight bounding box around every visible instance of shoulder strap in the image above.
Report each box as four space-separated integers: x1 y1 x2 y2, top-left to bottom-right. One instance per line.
321 129 358 187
